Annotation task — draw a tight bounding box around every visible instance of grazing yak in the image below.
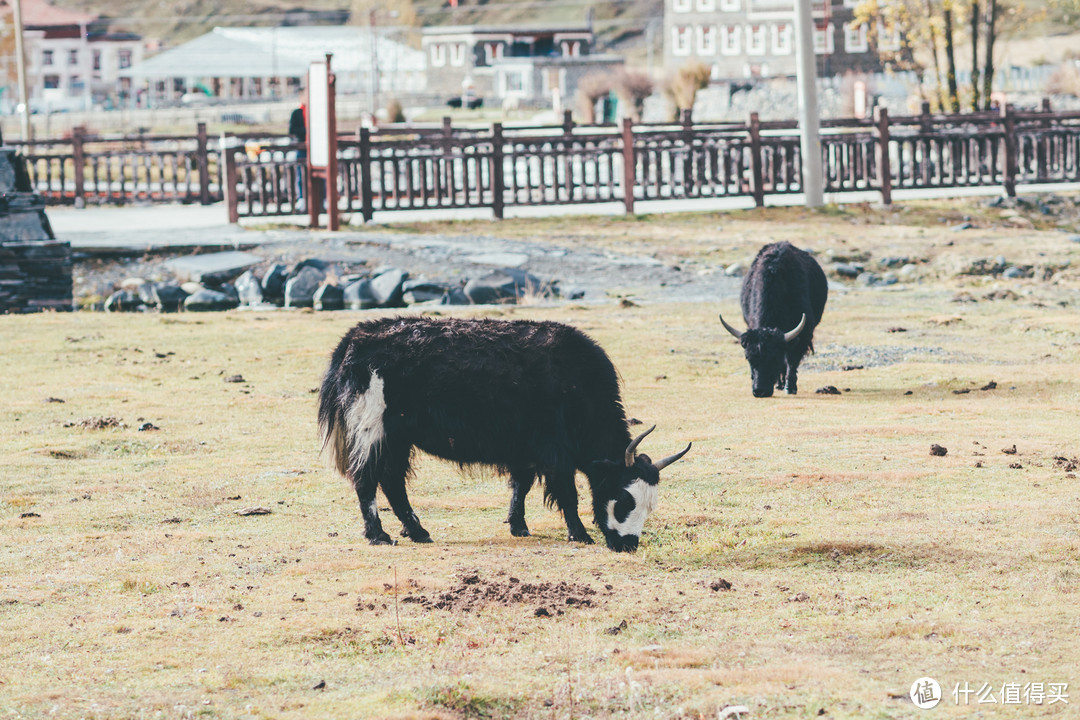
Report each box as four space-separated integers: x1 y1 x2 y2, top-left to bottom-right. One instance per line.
318 316 691 552
719 241 827 397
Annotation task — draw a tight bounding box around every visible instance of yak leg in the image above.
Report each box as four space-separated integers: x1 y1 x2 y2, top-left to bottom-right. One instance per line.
547 468 594 544
375 441 431 543
354 457 394 546
505 468 535 537
784 353 800 395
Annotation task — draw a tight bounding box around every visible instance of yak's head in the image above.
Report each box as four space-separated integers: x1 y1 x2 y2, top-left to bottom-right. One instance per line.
591 425 691 552
719 313 806 398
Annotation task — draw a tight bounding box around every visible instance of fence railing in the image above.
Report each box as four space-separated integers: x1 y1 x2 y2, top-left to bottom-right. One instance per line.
224 102 1080 222
7 104 1079 216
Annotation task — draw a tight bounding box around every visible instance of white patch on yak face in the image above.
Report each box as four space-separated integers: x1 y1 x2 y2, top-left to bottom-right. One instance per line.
605 479 658 539
345 372 386 473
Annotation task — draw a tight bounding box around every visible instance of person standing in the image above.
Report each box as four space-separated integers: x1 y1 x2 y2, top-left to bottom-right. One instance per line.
289 88 307 210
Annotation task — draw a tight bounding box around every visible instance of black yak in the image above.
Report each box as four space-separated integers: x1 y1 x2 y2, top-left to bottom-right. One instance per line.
318 316 691 552
719 241 827 397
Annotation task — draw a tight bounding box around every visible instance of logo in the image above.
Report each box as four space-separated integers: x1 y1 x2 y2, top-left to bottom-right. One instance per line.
911 677 942 709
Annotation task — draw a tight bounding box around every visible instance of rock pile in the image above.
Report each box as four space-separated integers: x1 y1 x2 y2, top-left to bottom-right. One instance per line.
102 254 558 313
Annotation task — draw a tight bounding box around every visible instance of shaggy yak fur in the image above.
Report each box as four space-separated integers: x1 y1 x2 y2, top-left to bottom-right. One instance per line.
318 316 690 552
719 241 828 397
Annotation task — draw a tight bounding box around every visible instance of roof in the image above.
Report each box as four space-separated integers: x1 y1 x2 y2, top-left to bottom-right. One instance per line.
0 0 95 27
421 24 593 36
120 26 425 79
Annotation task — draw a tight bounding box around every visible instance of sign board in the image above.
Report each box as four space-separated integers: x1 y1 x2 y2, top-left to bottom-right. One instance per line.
308 61 330 169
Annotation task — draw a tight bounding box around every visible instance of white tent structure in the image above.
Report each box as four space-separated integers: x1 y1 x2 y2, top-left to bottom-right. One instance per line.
120 26 426 104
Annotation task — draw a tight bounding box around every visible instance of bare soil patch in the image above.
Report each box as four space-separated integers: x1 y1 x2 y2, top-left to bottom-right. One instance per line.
401 570 602 615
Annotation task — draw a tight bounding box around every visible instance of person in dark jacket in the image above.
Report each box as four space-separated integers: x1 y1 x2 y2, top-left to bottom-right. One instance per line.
289 88 307 208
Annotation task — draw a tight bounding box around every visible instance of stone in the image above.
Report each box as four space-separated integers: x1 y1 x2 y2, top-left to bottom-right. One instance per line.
163 251 262 284
180 281 204 295
119 277 146 291
856 271 879 286
831 262 861 278
289 258 330 279
184 288 238 312
439 287 471 305
950 222 973 231
898 263 918 280
402 281 448 305
235 270 264 306
1002 267 1024 279
104 289 142 312
1066 235 1080 244
261 264 287 301
464 268 549 305
370 268 408 307
314 283 344 311
879 272 898 286
137 282 159 306
344 279 379 310
464 251 530 267
724 262 744 277
284 266 325 308
153 284 189 313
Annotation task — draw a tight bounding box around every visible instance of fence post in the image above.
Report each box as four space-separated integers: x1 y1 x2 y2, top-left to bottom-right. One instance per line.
681 108 695 195
491 123 504 220
222 134 239 223
621 117 635 215
748 112 764 208
196 122 211 205
875 106 892 206
562 109 574 135
358 127 373 223
1001 103 1016 198
71 125 85 209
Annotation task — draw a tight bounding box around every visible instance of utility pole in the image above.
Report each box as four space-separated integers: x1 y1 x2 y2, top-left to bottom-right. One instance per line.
792 0 823 207
13 0 31 141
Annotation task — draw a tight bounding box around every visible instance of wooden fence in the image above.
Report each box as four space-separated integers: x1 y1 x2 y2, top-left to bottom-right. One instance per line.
225 103 1080 222
6 103 1079 216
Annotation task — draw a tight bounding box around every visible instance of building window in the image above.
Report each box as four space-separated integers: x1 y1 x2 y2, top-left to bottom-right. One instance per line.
719 0 740 11
484 42 504 64
431 43 446 67
561 40 581 57
721 25 741 55
878 21 902 51
696 0 716 9
844 22 869 52
672 26 691 56
697 25 717 55
43 74 60 89
42 50 54 66
505 71 525 92
92 49 101 71
118 49 132 69
746 24 766 55
673 0 692 12
814 23 835 54
68 49 78 65
773 23 792 54
449 42 466 66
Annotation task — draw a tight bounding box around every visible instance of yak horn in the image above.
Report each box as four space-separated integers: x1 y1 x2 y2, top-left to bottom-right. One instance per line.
625 425 656 467
654 442 692 472
783 313 807 343
718 313 743 340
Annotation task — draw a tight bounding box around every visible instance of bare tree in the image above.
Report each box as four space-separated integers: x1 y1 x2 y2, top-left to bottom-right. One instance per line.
943 0 959 112
575 72 613 124
970 0 981 110
612 69 654 122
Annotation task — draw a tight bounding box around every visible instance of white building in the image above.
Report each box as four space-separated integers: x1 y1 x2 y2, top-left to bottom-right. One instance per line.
120 26 427 106
0 0 144 112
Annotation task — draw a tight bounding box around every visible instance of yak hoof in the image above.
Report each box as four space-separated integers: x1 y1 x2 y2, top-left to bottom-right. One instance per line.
401 525 432 543
568 531 594 545
510 524 531 537
368 532 395 546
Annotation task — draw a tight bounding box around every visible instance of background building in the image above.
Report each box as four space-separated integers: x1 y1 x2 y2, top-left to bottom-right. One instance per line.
664 0 884 80
119 26 426 107
422 24 624 107
0 0 144 112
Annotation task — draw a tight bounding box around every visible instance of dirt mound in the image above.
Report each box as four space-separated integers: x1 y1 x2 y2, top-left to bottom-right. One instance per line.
65 416 124 430
402 571 601 615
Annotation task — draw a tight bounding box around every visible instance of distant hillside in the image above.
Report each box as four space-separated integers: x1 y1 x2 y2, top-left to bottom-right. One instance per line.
53 0 664 65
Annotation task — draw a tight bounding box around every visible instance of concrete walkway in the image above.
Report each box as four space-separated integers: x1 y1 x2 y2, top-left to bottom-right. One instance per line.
48 204 252 254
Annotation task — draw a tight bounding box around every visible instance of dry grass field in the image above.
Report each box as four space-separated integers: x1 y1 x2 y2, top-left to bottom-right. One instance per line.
3 200 1080 719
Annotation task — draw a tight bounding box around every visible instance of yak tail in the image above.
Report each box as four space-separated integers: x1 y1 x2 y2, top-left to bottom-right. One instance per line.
318 366 387 480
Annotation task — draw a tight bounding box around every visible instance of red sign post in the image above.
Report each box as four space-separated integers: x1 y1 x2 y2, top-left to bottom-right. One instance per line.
306 54 339 230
